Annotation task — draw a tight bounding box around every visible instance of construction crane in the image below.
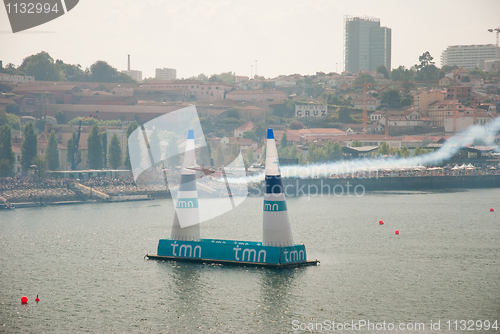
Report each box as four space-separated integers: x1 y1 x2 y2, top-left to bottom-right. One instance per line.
362 80 372 134
452 66 464 134
488 28 500 65
353 79 373 135
72 111 99 170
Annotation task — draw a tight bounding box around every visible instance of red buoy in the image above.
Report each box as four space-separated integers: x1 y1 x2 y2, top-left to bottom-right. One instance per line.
379 220 384 225
490 208 494 212
21 296 28 304
395 230 399 235
35 295 40 302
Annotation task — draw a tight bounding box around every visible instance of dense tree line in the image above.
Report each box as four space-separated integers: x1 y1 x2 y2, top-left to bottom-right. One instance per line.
0 51 136 83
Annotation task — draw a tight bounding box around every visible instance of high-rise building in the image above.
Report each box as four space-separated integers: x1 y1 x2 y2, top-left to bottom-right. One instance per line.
155 68 177 81
441 44 500 69
344 16 391 73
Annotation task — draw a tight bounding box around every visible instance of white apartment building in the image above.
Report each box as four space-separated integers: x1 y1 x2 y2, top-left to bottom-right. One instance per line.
441 44 499 69
121 70 142 82
155 68 177 81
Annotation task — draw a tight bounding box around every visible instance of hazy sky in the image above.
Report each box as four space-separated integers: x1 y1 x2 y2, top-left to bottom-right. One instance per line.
1 0 499 79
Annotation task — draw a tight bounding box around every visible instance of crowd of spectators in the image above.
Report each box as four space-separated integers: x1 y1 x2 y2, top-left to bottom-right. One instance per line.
1 164 499 196
0 177 73 190
0 176 139 192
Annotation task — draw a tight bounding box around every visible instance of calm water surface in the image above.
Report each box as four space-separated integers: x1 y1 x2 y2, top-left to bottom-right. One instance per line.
1 189 499 333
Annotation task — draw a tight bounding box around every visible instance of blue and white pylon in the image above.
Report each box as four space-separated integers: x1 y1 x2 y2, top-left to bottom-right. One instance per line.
170 129 200 241
262 128 294 247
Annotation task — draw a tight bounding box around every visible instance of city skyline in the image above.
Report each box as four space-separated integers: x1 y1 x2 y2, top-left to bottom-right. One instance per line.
1 0 499 79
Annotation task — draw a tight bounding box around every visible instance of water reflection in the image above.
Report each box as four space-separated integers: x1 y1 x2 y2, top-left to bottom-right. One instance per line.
154 261 206 331
257 268 304 330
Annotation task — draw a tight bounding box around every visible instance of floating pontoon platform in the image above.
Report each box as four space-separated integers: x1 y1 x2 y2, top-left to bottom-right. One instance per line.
145 238 319 268
145 254 319 269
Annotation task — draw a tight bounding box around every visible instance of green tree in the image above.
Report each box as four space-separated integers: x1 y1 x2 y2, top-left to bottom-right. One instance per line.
197 73 208 81
289 120 305 130
415 51 438 81
332 142 343 161
338 106 352 123
253 123 266 141
19 51 61 81
390 66 414 82
215 144 224 167
280 132 288 149
226 108 240 119
165 135 180 168
323 141 343 161
21 122 37 172
414 147 422 156
6 103 20 115
31 154 46 177
376 65 390 79
400 95 413 107
0 110 21 129
123 121 139 169
244 147 254 169
90 60 135 83
54 110 66 124
380 89 401 108
469 69 488 80
66 131 81 167
198 136 212 167
108 134 123 169
441 65 459 73
416 51 434 69
148 128 161 161
218 72 236 84
273 100 295 118
307 142 325 163
352 140 363 147
87 124 103 169
209 74 220 82
46 130 60 170
400 146 410 157
0 124 15 176
377 142 390 155
353 73 375 87
225 153 236 165
289 144 300 161
199 117 215 134
231 142 239 157
100 132 108 168
323 92 350 106
0 62 23 75
55 60 87 81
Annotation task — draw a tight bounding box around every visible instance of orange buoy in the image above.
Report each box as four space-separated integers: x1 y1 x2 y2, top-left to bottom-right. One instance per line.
21 296 28 304
395 230 399 235
379 220 384 225
35 295 40 302
490 208 494 212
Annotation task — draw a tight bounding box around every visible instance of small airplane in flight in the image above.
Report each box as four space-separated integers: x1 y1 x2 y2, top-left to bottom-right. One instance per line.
186 167 231 179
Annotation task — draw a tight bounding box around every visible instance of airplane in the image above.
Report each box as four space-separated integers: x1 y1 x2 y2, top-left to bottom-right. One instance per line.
186 167 232 179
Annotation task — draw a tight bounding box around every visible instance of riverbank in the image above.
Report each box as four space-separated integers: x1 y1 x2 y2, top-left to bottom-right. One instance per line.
0 184 170 207
278 174 500 196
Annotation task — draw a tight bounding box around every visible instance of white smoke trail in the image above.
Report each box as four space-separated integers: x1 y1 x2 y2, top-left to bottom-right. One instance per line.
228 117 500 184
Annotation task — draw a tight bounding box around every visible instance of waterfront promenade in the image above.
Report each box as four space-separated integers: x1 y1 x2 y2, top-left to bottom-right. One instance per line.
1 166 500 206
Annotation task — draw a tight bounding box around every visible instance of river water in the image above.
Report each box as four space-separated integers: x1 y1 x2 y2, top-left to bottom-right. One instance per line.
1 189 499 333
